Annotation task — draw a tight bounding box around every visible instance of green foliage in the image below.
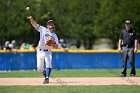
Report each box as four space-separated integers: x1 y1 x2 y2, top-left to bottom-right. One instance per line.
0 0 40 44
94 0 140 48
0 0 140 49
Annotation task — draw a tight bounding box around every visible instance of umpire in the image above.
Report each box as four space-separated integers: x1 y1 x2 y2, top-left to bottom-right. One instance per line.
118 20 138 77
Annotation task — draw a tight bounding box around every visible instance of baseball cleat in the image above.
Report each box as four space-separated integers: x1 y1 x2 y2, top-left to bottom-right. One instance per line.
120 74 126 77
130 74 135 77
43 78 49 84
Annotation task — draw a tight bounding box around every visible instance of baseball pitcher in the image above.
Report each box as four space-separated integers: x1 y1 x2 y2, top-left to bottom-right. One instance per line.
27 16 60 84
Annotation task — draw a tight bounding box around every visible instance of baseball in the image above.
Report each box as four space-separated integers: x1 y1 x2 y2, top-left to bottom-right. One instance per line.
26 7 30 10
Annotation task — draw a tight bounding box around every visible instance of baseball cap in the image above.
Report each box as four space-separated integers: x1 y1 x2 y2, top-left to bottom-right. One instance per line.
125 20 132 24
47 20 55 25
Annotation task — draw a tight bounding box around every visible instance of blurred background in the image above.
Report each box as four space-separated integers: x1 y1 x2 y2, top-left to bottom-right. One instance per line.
0 0 140 50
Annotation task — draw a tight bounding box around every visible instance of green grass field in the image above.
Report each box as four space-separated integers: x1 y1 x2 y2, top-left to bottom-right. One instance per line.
0 69 140 77
0 69 140 93
0 69 140 78
0 85 140 93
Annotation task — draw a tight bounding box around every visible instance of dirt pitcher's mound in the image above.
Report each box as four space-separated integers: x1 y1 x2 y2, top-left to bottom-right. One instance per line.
0 77 140 86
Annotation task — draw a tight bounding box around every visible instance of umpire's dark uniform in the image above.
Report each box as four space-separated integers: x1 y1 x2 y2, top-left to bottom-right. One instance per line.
119 27 137 76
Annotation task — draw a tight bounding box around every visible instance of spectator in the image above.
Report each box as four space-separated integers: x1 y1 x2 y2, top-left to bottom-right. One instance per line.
25 43 30 49
59 39 67 48
76 40 81 49
29 44 35 50
0 44 1 50
20 43 26 50
3 41 11 50
11 40 17 49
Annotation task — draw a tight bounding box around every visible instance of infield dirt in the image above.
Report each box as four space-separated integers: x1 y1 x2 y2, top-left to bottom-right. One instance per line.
0 77 140 86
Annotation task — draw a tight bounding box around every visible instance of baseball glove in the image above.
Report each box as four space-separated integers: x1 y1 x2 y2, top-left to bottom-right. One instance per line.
45 36 56 48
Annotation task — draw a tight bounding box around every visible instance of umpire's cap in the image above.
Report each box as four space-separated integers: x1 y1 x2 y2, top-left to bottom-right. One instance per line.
47 20 55 25
125 20 132 24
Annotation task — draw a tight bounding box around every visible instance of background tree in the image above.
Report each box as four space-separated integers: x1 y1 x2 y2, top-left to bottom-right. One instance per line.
93 0 140 48
0 0 140 49
46 0 99 49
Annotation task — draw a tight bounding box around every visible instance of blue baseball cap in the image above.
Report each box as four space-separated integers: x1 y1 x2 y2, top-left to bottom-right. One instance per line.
47 20 55 25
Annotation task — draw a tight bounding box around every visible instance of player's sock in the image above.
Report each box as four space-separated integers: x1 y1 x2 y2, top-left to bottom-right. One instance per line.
45 68 52 78
42 70 46 78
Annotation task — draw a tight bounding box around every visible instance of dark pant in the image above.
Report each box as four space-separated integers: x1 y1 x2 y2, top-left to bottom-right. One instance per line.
121 47 136 76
